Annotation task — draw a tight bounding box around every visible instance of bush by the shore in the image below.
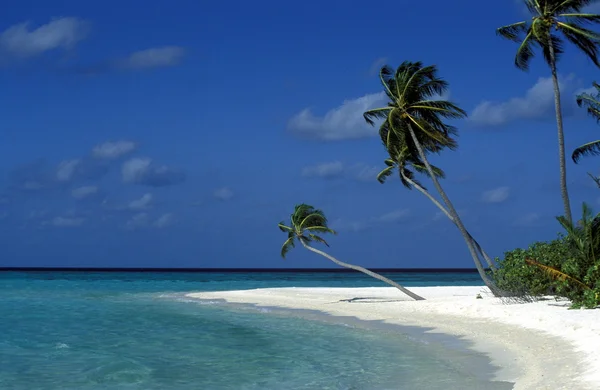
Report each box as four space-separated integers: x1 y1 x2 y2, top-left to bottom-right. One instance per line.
492 232 600 309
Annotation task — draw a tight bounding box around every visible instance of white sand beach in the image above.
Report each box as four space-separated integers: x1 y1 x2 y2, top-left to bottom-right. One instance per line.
187 286 600 390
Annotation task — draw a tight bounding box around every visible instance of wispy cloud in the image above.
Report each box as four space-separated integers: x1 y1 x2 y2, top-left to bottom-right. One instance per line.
287 92 386 141
368 57 387 76
301 161 344 179
0 17 90 58
213 187 234 201
125 212 174 230
481 187 510 203
71 185 99 200
92 140 137 160
331 209 411 232
128 193 153 210
122 158 185 187
50 216 85 227
514 212 543 227
117 46 185 70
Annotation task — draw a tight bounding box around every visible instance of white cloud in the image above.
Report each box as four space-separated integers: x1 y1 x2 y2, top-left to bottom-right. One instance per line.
128 193 153 210
0 17 89 57
92 140 137 159
52 216 84 227
353 163 380 182
118 46 185 69
125 213 149 230
213 187 234 201
125 212 173 230
481 187 510 203
287 92 386 140
301 161 344 179
56 159 81 182
71 185 98 199
122 157 184 187
153 213 174 228
470 74 576 127
375 209 410 223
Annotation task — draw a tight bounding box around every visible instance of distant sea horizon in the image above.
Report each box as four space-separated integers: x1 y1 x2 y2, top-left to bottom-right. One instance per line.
0 267 483 273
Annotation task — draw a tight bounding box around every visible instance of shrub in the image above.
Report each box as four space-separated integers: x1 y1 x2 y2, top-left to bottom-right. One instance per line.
491 237 573 297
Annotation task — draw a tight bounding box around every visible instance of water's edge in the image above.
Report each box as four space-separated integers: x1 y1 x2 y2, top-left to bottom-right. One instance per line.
183 294 515 389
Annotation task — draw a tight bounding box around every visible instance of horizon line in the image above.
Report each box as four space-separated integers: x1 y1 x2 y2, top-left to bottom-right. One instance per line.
0 267 483 273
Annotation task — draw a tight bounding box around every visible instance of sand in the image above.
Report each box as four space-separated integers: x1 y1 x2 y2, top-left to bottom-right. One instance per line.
187 286 600 390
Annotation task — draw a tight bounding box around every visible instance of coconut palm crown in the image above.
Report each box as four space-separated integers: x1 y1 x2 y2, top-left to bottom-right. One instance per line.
278 204 336 258
363 62 466 154
497 0 600 71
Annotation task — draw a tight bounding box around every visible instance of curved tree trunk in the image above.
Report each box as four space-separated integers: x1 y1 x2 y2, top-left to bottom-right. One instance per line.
299 239 425 301
401 172 497 270
406 124 504 296
548 40 573 225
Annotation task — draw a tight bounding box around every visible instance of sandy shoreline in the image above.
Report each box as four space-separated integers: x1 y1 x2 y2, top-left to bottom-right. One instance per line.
187 286 600 390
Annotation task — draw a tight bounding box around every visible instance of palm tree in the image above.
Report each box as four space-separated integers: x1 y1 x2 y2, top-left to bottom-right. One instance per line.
573 82 600 163
497 0 600 224
278 203 425 301
376 154 497 271
363 62 503 296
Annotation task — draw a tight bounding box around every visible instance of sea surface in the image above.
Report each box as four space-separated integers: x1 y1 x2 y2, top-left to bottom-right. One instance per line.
0 271 512 390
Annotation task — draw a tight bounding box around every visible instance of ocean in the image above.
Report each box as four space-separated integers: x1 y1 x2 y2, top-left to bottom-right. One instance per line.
0 271 512 389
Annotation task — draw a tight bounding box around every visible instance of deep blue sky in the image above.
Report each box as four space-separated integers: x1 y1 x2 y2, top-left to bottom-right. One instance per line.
2 0 600 268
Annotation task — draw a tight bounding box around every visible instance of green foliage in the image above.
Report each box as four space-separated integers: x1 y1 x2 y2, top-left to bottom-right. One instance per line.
491 238 571 296
278 204 337 259
492 203 600 309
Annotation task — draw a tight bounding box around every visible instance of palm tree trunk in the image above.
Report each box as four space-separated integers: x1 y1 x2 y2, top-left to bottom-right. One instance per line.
401 172 497 270
548 39 573 225
299 239 425 301
406 124 504 296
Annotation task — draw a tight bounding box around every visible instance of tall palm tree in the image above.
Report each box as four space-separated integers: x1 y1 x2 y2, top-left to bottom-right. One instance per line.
363 62 503 296
376 154 497 271
573 82 600 163
497 0 600 224
278 203 425 301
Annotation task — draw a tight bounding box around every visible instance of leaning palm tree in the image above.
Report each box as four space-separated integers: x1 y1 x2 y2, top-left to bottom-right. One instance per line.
573 82 600 163
363 62 503 296
278 203 425 301
497 0 600 224
377 153 497 271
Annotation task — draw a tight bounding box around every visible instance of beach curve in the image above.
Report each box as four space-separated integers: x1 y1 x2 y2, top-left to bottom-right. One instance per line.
186 286 600 390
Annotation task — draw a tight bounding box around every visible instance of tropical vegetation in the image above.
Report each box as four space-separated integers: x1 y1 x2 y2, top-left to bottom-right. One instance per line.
362 62 503 296
497 0 600 225
277 1 600 309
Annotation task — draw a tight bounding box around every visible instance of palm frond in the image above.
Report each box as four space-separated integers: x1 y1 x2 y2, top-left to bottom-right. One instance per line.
377 165 395 184
558 22 600 66
364 107 393 126
572 140 600 163
588 172 600 188
278 222 293 232
308 234 330 247
525 258 590 290
304 225 337 235
497 20 528 41
280 235 295 259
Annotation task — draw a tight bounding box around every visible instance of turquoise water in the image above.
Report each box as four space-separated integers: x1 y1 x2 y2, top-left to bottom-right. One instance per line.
0 272 511 389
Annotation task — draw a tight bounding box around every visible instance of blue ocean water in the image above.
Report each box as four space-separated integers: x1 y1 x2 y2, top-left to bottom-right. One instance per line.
0 271 511 390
